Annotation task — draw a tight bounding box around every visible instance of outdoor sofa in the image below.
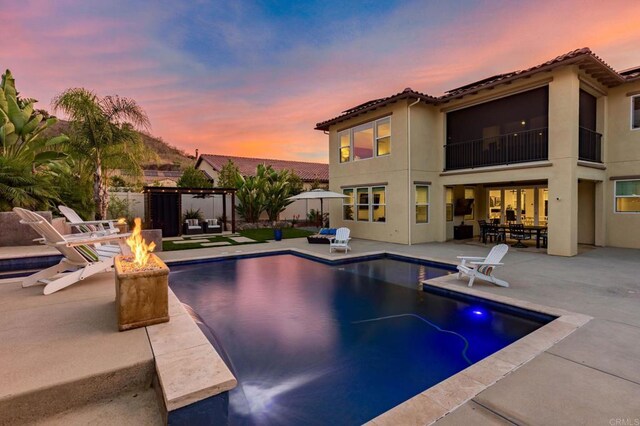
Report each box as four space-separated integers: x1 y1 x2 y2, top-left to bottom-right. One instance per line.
307 228 337 244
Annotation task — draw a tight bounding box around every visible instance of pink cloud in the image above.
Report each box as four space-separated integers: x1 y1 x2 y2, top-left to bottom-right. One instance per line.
2 0 639 163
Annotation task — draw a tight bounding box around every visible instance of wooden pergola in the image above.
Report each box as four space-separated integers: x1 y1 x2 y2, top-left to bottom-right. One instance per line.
143 186 236 237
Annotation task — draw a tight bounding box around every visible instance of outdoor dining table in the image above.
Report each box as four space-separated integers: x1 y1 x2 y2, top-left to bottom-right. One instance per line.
482 224 548 248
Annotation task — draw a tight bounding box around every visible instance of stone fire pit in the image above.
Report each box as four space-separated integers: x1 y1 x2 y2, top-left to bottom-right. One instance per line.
115 253 169 331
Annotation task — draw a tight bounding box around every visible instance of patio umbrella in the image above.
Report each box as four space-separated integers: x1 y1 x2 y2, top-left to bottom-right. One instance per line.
288 189 348 224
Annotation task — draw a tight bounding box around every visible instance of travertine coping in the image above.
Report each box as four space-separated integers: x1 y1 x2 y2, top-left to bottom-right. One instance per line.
366 274 592 426
146 288 237 412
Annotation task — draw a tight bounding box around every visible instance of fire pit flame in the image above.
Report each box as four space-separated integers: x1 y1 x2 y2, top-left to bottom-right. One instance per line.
117 217 127 225
126 218 156 267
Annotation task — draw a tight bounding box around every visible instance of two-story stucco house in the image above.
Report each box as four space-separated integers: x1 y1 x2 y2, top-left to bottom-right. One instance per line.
315 48 640 256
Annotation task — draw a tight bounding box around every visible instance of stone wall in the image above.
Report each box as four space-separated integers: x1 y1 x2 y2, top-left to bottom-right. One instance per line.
0 211 53 246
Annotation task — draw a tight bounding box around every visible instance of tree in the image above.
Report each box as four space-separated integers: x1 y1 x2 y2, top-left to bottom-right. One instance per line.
0 69 67 211
263 166 294 223
52 88 151 219
216 159 239 188
110 175 128 189
234 166 266 223
0 156 59 211
0 70 68 166
177 166 212 188
310 177 327 190
288 171 304 195
233 164 301 224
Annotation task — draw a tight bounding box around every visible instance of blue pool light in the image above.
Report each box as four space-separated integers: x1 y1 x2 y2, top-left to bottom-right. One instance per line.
465 306 489 320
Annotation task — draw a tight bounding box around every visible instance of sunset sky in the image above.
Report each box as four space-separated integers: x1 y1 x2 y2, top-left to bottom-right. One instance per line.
3 0 640 163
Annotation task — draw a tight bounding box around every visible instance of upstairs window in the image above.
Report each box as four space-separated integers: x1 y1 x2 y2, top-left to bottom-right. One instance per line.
615 180 640 213
339 131 350 163
338 117 391 162
376 118 391 156
633 95 640 130
353 123 374 160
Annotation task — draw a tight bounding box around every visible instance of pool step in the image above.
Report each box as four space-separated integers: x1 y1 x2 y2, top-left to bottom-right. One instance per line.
0 359 156 424
0 274 157 424
29 387 163 426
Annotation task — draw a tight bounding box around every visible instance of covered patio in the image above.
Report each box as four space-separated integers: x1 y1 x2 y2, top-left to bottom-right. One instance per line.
443 178 601 255
143 186 237 237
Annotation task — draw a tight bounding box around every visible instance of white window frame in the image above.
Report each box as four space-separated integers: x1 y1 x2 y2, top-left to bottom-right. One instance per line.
614 179 640 214
371 186 386 223
338 117 391 163
446 187 454 222
632 95 640 131
415 185 430 224
375 117 391 157
342 189 354 220
338 130 351 163
342 186 387 222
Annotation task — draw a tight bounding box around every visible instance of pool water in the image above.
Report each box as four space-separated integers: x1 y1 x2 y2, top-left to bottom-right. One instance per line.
169 254 549 425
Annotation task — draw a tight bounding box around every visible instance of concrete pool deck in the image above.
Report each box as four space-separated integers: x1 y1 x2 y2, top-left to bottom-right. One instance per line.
1 237 638 424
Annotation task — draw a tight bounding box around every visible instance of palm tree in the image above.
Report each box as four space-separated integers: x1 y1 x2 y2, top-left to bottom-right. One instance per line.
0 69 67 211
0 156 59 211
52 88 151 219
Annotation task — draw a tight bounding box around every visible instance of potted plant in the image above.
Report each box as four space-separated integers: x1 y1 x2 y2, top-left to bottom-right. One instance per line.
273 224 283 241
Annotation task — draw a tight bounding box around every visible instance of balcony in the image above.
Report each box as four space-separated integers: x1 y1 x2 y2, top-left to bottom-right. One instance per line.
445 128 548 171
578 127 602 163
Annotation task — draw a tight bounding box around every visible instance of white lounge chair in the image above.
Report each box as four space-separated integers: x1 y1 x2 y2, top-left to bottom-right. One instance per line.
14 208 129 295
456 244 509 288
58 205 119 236
329 227 351 253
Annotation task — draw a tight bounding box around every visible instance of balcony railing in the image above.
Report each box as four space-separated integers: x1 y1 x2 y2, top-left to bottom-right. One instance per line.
578 127 602 163
445 127 548 171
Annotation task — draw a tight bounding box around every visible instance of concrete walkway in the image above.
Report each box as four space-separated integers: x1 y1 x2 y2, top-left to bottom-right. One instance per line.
159 238 640 425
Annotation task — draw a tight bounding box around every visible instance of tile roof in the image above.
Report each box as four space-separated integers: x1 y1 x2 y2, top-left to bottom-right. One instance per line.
441 47 624 99
316 48 638 131
315 88 436 131
620 65 640 81
196 154 328 182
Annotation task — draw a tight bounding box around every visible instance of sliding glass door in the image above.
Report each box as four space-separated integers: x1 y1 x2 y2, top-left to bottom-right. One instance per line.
486 186 548 225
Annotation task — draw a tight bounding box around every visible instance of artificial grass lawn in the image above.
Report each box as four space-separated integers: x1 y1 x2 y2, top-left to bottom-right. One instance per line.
162 228 314 251
162 235 242 251
238 228 314 242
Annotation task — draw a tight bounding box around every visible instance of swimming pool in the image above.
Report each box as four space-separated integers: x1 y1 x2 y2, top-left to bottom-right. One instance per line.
169 253 551 425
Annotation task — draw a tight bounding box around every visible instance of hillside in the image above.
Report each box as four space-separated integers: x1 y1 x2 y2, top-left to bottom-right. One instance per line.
48 119 194 170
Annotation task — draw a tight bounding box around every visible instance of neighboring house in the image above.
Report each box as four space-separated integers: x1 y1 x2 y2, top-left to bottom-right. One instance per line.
316 48 640 256
142 170 183 187
112 169 184 187
195 154 329 190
